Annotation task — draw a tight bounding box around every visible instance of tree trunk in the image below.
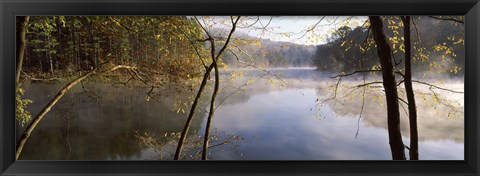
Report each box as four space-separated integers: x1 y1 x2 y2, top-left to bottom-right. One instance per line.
48 35 54 74
202 40 219 160
202 63 219 160
369 16 406 160
200 17 240 160
16 16 30 84
401 16 419 160
174 64 213 160
16 65 137 159
175 16 240 160
55 17 63 69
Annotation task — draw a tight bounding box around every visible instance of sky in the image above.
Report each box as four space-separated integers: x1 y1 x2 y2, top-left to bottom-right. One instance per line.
199 16 368 46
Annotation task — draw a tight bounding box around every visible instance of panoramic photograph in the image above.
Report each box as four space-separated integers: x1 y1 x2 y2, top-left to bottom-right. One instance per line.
15 16 464 160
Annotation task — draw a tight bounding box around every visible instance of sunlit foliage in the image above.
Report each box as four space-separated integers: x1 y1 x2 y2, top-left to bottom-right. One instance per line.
16 87 33 126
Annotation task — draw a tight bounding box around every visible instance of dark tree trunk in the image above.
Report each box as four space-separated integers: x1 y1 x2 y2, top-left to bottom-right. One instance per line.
174 64 213 160
175 16 240 160
200 17 240 160
369 16 406 160
80 17 95 69
202 42 219 160
55 17 63 70
48 35 54 74
401 16 419 160
16 16 30 84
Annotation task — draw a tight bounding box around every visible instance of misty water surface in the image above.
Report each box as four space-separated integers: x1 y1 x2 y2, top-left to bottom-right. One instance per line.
16 68 464 160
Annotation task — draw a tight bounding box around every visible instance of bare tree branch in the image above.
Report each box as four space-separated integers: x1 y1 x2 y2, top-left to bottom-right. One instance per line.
214 83 249 112
227 47 290 87
331 69 381 78
354 81 383 88
202 16 241 160
238 16 260 28
412 80 464 93
174 16 241 160
297 16 326 39
322 77 342 104
398 97 408 105
21 71 63 82
355 73 366 139
411 18 422 45
398 99 409 117
108 17 139 33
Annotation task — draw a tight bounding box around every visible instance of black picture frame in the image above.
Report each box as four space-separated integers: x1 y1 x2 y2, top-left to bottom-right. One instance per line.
1 0 479 175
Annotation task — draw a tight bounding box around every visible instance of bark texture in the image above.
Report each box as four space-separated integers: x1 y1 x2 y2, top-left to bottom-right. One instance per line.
402 16 419 160
16 16 30 84
369 16 406 160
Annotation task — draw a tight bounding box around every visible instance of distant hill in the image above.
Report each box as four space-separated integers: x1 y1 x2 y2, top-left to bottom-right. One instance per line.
221 32 317 68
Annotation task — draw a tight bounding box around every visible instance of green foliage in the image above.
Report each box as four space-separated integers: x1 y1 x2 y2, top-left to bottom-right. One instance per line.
313 25 376 72
399 16 464 76
23 16 208 81
311 16 464 77
16 87 33 127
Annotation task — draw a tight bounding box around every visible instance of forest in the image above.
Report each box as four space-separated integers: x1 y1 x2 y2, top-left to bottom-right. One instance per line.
15 16 464 160
311 17 464 77
17 16 464 77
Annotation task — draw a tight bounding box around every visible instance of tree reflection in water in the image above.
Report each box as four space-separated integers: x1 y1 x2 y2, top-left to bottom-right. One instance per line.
135 130 244 160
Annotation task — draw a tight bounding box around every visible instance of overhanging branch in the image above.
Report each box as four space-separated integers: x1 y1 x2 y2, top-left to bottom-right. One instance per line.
412 80 464 93
331 69 381 78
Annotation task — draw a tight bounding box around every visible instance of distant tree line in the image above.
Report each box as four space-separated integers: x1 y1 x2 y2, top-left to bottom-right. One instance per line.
222 37 316 68
312 16 464 77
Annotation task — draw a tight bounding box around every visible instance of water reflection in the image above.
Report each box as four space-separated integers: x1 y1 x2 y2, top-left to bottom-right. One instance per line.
209 88 463 160
17 83 205 160
17 68 464 160
323 86 464 143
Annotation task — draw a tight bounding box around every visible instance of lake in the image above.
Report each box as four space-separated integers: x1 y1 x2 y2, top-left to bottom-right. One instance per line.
16 68 464 160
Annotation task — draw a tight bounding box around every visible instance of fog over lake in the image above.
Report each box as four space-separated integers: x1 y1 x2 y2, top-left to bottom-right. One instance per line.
17 67 464 160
